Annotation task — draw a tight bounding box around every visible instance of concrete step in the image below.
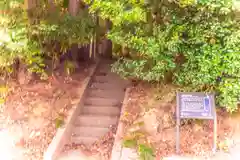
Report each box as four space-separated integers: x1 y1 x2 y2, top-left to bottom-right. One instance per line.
56 61 128 159
82 106 120 116
94 71 108 77
87 88 125 99
95 67 111 73
72 126 109 138
99 59 115 64
98 62 114 69
92 75 125 83
89 82 126 90
57 149 101 160
71 136 98 146
84 97 121 106
75 115 118 128
95 70 112 75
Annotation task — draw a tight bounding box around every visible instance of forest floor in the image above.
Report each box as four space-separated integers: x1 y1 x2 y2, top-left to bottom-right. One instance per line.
120 82 240 160
0 62 92 160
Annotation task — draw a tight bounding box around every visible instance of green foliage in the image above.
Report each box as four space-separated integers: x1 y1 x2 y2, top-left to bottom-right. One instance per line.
0 1 35 72
122 120 155 160
0 0 95 79
123 139 137 148
123 138 155 160
86 0 240 112
1 0 240 112
138 144 155 160
55 116 64 128
0 85 8 105
64 60 76 75
36 8 95 53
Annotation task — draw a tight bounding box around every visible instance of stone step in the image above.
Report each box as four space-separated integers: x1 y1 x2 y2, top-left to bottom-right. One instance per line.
87 88 125 99
89 82 126 90
98 62 114 68
75 115 118 128
95 66 111 73
57 149 101 160
56 61 129 159
92 75 125 83
82 106 120 116
71 136 98 146
95 66 112 72
94 71 108 77
84 97 121 106
72 126 109 138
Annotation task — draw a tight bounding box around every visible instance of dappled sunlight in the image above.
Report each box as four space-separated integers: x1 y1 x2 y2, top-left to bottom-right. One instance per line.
0 29 11 45
0 128 26 160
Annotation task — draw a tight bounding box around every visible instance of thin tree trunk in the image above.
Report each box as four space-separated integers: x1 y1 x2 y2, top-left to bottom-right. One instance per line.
47 0 56 12
94 15 100 61
24 0 37 10
105 19 112 59
68 0 79 16
24 0 38 24
68 0 81 63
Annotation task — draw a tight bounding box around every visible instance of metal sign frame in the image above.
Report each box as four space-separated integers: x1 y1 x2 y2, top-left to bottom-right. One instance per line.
176 92 217 154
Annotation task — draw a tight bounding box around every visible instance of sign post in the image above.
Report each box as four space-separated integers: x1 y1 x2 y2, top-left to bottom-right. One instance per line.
176 92 217 154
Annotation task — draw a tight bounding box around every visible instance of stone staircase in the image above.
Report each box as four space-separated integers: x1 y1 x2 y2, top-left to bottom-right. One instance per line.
58 60 128 159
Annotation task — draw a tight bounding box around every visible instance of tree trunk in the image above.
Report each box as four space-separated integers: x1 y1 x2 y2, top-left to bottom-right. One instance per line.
24 0 37 10
104 19 112 59
68 0 79 16
47 0 56 12
24 0 38 24
68 0 82 63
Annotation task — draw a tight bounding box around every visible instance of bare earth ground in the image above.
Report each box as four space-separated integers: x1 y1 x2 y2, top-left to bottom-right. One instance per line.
0 63 91 160
120 82 240 160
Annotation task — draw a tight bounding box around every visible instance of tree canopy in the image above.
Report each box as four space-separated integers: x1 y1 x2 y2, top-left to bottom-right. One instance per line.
1 0 240 111
84 0 240 112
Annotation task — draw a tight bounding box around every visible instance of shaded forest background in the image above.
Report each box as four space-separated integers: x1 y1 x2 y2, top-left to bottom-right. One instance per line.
1 0 240 112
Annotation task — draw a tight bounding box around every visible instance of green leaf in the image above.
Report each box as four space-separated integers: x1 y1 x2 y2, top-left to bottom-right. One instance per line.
123 139 138 148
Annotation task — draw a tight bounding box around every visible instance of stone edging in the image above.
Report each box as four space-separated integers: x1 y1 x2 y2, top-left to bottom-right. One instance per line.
43 61 99 160
110 87 131 160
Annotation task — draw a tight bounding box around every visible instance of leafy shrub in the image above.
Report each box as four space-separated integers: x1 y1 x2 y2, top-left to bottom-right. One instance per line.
138 144 155 160
0 85 8 105
123 132 155 160
86 0 240 112
0 0 95 79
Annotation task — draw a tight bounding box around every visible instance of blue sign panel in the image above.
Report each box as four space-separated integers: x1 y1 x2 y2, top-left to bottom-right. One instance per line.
178 93 215 119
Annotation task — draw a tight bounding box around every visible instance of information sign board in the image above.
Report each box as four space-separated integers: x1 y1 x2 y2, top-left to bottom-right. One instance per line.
176 92 217 154
179 93 215 119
